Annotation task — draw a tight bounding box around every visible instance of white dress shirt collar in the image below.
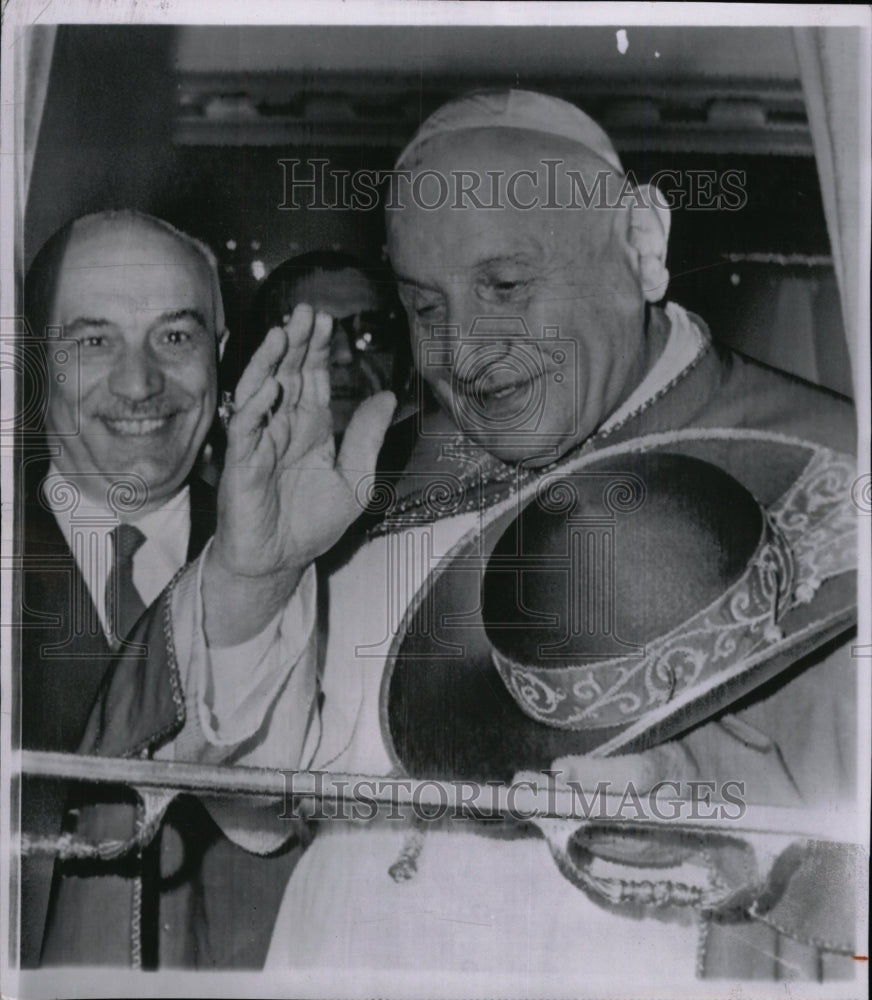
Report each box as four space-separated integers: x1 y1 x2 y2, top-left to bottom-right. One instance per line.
44 465 191 634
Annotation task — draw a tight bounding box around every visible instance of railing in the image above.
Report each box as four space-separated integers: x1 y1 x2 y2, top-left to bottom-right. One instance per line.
16 750 856 843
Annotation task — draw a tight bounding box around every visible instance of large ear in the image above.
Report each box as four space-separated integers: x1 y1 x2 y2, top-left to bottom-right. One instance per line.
627 184 671 303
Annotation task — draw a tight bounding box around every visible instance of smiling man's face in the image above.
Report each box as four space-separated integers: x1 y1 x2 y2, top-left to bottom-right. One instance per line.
388 128 649 465
45 218 220 511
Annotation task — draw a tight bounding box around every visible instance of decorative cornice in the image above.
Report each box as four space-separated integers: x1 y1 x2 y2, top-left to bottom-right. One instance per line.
174 73 812 155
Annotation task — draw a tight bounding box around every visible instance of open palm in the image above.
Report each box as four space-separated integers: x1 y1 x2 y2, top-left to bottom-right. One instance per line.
213 305 396 581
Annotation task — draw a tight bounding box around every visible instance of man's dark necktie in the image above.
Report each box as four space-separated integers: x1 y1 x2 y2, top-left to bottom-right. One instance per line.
105 522 162 966
105 523 147 649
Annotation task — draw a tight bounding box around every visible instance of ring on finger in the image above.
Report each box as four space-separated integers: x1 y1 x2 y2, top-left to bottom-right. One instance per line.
218 390 236 430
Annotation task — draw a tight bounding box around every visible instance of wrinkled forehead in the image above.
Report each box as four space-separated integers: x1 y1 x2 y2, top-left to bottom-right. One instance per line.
387 128 621 258
52 219 215 323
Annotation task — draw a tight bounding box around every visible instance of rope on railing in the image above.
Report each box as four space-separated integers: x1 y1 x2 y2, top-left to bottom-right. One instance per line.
15 750 859 848
20 783 176 860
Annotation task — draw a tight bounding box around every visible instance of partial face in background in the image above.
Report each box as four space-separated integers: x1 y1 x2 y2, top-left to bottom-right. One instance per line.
287 267 397 435
388 129 650 466
44 217 221 512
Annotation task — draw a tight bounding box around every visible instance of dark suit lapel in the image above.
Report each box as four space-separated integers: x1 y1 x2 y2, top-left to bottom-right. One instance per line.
20 491 114 753
19 485 116 967
20 475 216 967
22 477 216 752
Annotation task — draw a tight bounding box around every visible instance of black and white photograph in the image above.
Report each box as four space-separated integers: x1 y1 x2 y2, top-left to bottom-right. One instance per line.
1 3 869 997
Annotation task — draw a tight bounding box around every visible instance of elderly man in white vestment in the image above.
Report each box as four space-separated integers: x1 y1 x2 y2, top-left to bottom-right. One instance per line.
183 89 854 985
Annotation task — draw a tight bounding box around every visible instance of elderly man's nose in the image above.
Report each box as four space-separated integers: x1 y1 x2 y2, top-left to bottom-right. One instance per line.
108 347 165 399
468 314 530 339
448 293 515 338
330 325 354 367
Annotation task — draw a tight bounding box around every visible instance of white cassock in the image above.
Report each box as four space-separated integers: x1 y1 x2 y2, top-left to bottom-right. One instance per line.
264 306 858 990
267 505 708 989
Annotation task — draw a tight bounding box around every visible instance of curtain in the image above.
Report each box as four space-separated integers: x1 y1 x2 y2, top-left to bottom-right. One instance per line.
793 26 869 404
19 25 57 211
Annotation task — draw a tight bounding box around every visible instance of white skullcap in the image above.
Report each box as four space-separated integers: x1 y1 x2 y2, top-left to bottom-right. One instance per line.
396 89 624 174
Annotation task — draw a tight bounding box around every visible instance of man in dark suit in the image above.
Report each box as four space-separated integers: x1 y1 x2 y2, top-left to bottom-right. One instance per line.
16 210 397 967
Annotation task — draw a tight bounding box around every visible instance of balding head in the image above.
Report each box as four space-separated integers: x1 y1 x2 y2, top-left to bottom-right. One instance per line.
26 210 225 341
28 210 227 513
